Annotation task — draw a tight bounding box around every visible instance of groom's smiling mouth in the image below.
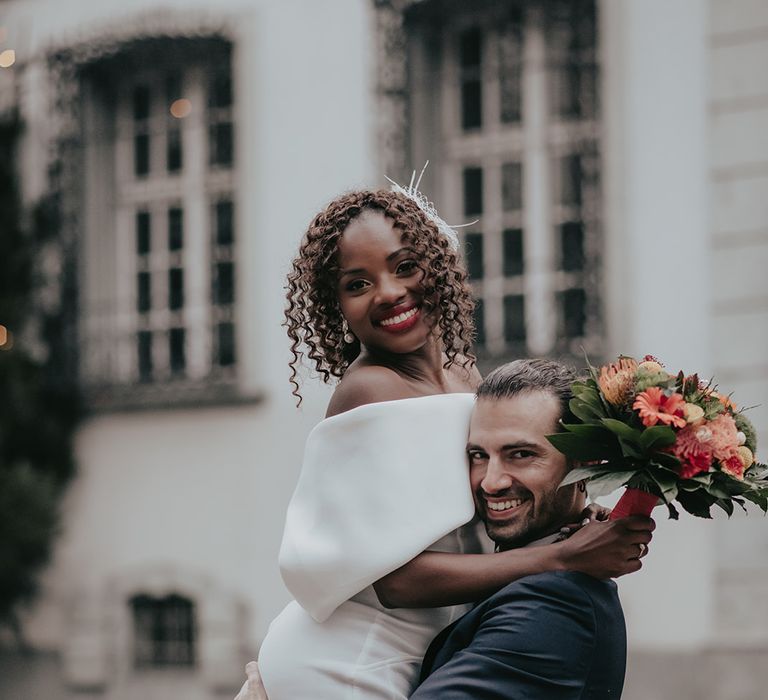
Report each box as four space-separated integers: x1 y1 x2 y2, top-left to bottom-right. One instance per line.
484 497 530 517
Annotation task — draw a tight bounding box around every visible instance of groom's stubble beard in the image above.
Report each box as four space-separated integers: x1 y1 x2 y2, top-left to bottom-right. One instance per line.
486 482 583 551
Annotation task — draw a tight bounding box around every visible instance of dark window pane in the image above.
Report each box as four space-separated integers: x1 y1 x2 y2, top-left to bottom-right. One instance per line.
503 228 524 277
503 294 526 343
463 167 483 216
559 155 582 206
559 288 586 338
134 133 150 177
460 28 482 68
137 331 152 382
464 233 483 280
460 28 482 130
560 221 584 271
213 262 235 306
133 85 150 121
169 268 184 310
499 20 523 123
502 162 523 211
168 207 183 251
167 128 182 172
547 0 597 120
169 327 186 375
215 200 234 246
136 211 151 255
166 74 182 103
209 73 233 109
137 272 151 313
131 594 195 668
473 297 485 347
217 322 236 367
461 80 482 130
209 122 233 167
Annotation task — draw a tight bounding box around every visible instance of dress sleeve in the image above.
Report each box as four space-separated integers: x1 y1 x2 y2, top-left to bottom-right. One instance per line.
278 393 477 622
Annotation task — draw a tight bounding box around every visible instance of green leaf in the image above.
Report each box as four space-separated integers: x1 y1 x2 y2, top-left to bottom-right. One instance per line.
602 418 643 443
584 470 639 498
546 433 617 461
653 452 682 470
560 423 615 441
618 437 644 459
648 470 679 503
715 499 734 517
742 490 768 513
558 466 612 487
677 489 716 519
639 426 677 452
569 398 605 424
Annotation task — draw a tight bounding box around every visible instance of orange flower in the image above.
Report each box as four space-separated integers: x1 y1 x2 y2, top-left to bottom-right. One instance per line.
715 392 737 411
598 357 638 406
633 387 687 428
721 454 745 480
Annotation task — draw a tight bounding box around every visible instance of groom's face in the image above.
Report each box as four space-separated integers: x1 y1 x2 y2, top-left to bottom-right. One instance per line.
467 390 582 549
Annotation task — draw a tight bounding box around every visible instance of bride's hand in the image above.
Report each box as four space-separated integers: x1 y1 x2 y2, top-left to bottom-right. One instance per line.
234 661 269 700
556 502 612 539
555 516 655 579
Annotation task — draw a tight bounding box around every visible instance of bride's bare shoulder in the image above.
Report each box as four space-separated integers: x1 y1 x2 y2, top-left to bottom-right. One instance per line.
325 365 411 418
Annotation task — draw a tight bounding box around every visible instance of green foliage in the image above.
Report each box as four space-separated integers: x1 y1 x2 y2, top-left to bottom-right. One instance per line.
635 369 674 393
733 412 757 454
0 115 79 633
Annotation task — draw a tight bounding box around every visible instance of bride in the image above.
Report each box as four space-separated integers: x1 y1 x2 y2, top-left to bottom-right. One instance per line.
239 185 649 699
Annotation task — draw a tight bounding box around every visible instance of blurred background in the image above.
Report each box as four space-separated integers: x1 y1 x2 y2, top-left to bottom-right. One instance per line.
0 0 766 698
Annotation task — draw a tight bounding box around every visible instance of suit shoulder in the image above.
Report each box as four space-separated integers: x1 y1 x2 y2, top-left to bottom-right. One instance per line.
491 571 614 609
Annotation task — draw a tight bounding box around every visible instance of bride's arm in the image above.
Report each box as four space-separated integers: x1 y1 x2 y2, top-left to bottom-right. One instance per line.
373 516 654 608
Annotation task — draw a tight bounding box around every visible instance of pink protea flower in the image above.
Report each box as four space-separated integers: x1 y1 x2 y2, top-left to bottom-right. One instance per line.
633 387 687 428
708 413 740 461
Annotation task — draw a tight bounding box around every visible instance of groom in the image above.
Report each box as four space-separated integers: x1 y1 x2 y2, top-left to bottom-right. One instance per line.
410 358 650 699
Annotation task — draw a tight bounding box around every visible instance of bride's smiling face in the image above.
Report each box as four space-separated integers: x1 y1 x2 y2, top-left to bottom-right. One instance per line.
336 211 436 356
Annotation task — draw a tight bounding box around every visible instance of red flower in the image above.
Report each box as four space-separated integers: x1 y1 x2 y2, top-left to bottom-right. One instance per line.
679 451 712 479
634 387 687 428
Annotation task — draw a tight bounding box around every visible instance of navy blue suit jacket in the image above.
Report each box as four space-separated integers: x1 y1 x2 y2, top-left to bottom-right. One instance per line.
411 571 626 699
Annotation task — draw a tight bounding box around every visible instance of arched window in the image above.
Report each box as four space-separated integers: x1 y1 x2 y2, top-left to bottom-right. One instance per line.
130 593 196 668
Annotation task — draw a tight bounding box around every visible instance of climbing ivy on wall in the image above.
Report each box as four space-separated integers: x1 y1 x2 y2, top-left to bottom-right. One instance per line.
0 113 80 645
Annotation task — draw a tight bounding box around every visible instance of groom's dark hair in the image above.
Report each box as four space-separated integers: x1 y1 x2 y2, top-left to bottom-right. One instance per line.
476 358 580 428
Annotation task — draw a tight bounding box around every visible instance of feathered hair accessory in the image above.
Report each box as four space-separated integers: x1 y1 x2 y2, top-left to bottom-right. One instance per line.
385 161 477 251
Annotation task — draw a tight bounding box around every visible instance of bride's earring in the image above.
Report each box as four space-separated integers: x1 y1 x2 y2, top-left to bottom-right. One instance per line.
342 320 355 344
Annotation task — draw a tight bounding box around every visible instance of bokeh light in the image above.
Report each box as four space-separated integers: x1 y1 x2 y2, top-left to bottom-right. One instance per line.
0 49 16 69
169 98 192 118
0 325 12 350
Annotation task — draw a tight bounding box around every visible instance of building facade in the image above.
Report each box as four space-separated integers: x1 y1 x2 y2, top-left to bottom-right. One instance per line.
0 0 766 698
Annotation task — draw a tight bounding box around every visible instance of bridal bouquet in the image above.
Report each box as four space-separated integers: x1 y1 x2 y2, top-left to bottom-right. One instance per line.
548 355 768 519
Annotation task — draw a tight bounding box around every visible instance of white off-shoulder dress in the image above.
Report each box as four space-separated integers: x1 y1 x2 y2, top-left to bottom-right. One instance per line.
258 393 486 699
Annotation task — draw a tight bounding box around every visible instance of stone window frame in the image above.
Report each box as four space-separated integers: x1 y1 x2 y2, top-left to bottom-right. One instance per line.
43 13 258 411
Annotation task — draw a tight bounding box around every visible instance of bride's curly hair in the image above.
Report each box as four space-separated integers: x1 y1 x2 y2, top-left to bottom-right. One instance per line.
285 189 476 403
